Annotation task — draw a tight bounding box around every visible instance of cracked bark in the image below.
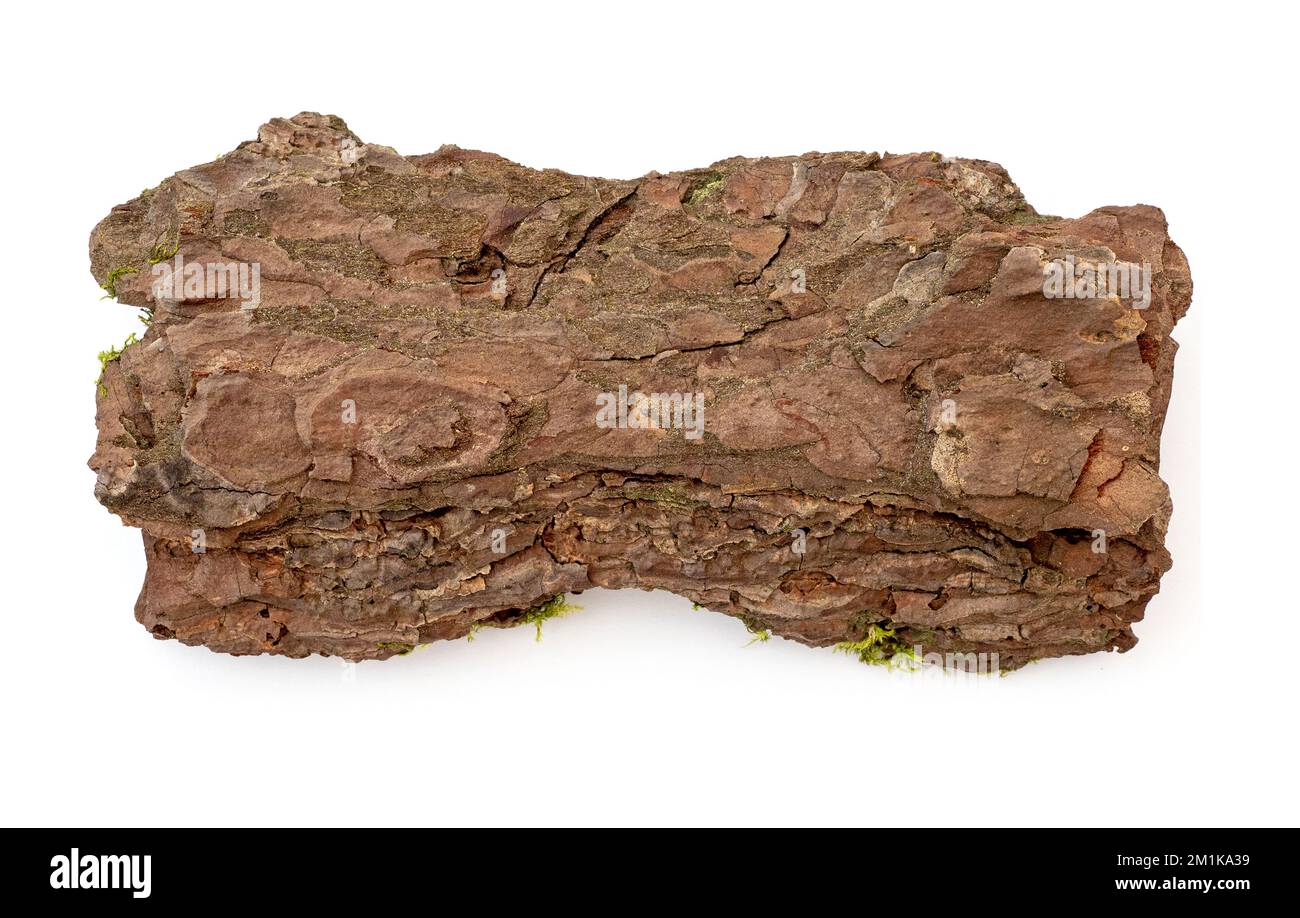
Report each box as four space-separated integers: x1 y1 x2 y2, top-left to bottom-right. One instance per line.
89 113 1191 667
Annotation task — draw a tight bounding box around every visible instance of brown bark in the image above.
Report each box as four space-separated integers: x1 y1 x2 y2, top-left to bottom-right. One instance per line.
89 113 1190 667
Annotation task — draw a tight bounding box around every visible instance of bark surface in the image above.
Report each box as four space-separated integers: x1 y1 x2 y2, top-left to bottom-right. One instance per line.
89 113 1191 667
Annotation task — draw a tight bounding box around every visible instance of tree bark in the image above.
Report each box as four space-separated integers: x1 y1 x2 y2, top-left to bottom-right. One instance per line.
89 113 1191 668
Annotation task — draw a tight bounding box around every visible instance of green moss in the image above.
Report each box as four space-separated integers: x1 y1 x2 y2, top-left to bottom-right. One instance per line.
96 332 139 395
101 232 178 303
468 594 582 642
148 237 180 265
686 172 725 205
834 623 917 667
518 595 581 640
741 616 771 647
99 265 139 300
376 641 414 655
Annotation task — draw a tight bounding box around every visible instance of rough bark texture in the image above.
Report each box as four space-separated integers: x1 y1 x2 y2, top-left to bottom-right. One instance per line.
89 113 1191 667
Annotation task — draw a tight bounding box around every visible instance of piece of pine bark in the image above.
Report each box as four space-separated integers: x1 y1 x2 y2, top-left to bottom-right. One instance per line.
88 112 1191 668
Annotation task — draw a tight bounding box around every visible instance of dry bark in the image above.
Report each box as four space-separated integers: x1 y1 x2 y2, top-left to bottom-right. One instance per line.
89 113 1191 667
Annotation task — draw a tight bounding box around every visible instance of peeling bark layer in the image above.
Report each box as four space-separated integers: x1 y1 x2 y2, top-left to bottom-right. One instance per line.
89 113 1191 667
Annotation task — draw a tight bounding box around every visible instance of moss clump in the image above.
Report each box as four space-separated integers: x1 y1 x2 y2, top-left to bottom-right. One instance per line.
148 237 180 265
686 172 725 205
517 595 581 641
834 623 917 667
468 594 582 642
99 265 139 300
96 332 139 395
100 232 179 302
741 615 772 647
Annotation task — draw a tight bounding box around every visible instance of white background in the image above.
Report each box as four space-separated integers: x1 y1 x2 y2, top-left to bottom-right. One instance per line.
1 1 1294 827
